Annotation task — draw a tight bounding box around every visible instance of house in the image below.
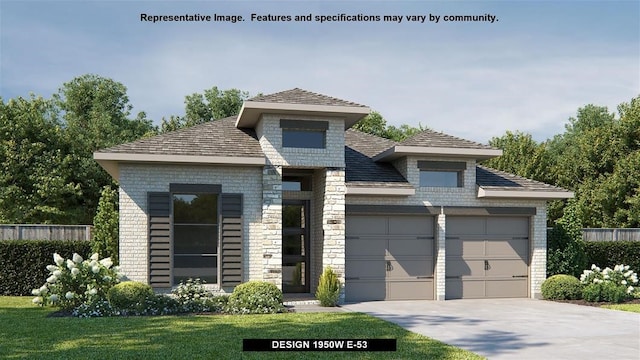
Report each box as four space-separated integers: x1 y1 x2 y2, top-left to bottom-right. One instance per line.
94 88 573 301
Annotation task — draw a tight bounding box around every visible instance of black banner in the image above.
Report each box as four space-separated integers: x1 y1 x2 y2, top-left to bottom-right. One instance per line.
243 339 396 352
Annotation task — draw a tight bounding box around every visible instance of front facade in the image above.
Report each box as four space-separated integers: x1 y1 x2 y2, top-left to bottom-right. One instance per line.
95 89 572 301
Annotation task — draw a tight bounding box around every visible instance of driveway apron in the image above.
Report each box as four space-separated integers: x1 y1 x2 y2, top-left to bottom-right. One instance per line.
343 299 640 360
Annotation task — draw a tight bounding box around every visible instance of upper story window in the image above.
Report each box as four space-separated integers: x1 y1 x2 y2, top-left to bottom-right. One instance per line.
418 161 466 188
280 120 328 149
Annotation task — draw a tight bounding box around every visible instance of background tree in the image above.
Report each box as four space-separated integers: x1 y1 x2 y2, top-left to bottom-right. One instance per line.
353 111 424 141
92 186 119 263
55 74 155 223
160 87 250 133
482 131 552 184
0 95 80 223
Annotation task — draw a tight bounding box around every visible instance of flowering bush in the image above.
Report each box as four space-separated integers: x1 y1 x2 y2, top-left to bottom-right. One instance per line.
31 252 124 310
171 278 227 313
226 281 286 314
579 264 638 303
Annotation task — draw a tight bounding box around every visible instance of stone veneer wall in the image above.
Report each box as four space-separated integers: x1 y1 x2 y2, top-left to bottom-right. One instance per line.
261 165 282 288
347 156 548 299
118 163 263 290
322 168 346 301
311 169 326 292
256 114 345 168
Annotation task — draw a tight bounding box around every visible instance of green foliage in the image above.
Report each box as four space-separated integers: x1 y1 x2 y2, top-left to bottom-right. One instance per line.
482 131 552 184
352 111 425 141
107 281 153 311
159 86 251 133
0 240 91 295
582 282 628 303
584 241 640 272
92 186 119 264
315 267 342 307
171 278 226 313
31 252 122 310
0 96 81 223
226 281 286 314
547 202 588 277
541 275 582 300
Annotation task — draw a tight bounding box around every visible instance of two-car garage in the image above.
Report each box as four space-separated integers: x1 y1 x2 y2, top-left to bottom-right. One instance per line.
345 210 531 302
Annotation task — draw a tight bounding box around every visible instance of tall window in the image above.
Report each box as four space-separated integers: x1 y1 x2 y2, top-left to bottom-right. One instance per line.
172 193 218 285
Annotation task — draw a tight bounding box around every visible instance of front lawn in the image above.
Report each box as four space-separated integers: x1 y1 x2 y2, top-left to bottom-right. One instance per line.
0 297 482 359
601 303 640 313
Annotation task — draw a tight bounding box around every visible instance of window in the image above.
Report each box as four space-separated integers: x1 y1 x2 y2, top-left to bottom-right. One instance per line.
280 119 328 149
282 175 312 191
418 161 465 188
172 193 218 285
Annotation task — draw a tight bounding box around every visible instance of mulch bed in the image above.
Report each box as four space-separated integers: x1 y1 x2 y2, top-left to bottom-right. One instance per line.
550 298 640 307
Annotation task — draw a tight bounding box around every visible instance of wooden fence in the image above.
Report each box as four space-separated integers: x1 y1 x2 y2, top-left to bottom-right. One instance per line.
0 225 92 241
581 228 640 242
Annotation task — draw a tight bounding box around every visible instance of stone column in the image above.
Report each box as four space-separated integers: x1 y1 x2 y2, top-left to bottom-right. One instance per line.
530 206 547 299
322 168 346 301
262 165 282 288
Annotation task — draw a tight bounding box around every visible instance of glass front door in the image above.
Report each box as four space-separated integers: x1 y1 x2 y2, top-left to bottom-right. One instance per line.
282 200 310 293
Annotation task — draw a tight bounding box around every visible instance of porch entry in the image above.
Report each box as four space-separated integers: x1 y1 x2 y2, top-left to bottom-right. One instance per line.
282 200 310 293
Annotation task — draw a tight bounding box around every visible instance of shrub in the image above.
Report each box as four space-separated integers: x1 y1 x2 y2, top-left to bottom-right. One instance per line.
541 274 582 300
579 264 638 303
226 281 285 314
107 281 153 311
315 267 342 306
31 252 123 310
547 202 587 277
171 278 218 313
0 240 91 295
92 186 119 264
584 241 640 274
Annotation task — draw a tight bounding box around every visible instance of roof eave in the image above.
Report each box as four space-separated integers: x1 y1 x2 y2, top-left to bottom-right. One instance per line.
236 101 371 129
373 145 503 162
94 152 266 181
477 187 575 199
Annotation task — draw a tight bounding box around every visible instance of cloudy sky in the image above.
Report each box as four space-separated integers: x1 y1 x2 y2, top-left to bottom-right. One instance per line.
1 1 638 143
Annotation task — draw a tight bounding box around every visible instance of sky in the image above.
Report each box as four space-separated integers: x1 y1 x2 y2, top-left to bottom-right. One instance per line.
1 0 638 143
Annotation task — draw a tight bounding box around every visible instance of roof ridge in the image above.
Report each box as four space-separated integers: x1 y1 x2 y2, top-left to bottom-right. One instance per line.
248 88 367 107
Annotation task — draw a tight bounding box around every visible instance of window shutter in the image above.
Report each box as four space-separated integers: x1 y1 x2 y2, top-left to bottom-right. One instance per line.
148 192 171 288
220 194 243 287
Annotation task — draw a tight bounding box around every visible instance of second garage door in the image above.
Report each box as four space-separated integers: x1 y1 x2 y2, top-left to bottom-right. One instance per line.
446 216 530 299
345 215 434 302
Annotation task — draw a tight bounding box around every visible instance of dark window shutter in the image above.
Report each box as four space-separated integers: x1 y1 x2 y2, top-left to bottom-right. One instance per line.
220 194 243 287
148 192 171 288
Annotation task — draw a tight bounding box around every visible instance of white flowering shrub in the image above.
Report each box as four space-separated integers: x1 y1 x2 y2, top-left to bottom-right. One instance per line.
171 278 227 313
226 281 286 314
31 253 124 310
580 264 638 303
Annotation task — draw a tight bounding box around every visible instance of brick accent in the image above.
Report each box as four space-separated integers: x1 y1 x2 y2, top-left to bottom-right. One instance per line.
436 212 446 301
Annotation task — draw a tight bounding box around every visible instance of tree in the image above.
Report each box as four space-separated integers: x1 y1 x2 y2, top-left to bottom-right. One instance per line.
353 111 424 141
482 131 552 184
0 95 81 223
55 74 155 223
92 186 119 264
159 87 250 133
547 201 588 277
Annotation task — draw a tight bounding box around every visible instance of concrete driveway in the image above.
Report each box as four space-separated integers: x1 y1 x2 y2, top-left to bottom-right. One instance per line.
342 299 640 360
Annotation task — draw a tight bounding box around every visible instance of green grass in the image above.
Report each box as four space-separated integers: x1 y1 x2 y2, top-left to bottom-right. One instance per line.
0 297 482 360
601 303 640 313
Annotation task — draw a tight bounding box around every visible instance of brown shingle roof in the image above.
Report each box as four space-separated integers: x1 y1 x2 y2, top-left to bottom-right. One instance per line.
249 88 368 108
97 116 263 158
476 165 568 192
400 129 495 149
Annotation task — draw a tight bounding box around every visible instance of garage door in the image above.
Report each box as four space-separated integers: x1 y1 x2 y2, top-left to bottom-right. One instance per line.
345 215 434 302
446 216 529 299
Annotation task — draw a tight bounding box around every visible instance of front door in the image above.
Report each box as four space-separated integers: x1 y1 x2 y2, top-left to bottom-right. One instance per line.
282 200 310 293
